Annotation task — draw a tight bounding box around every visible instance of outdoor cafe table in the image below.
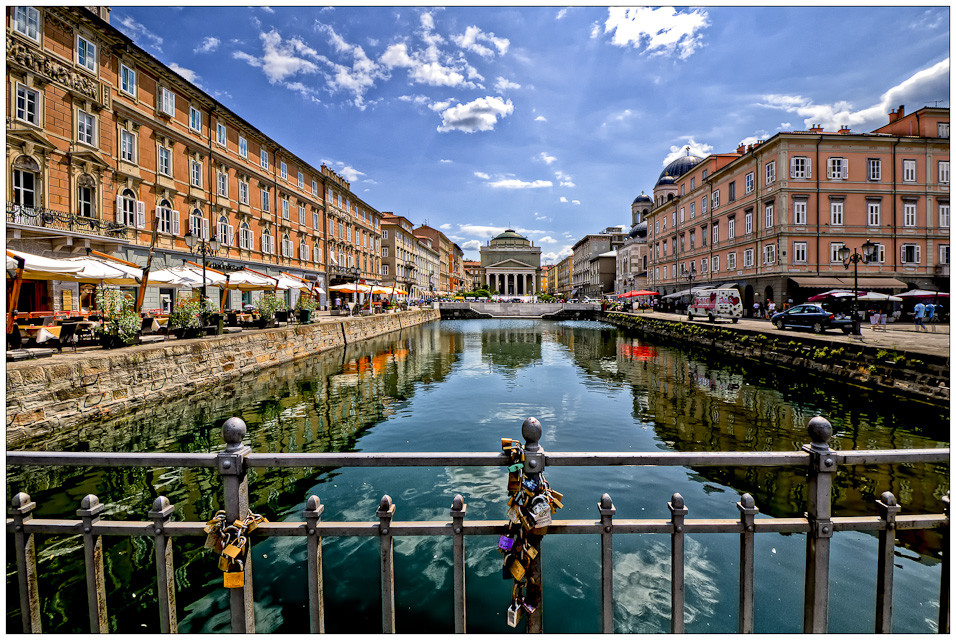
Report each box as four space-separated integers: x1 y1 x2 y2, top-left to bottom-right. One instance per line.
18 325 60 343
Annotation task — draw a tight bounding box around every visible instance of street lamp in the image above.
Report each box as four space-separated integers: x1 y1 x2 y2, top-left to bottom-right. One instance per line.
837 239 878 336
681 262 697 309
183 231 221 307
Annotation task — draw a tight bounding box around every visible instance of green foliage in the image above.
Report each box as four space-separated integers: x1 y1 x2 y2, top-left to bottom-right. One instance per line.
95 288 141 344
256 293 285 321
294 294 319 311
169 297 210 330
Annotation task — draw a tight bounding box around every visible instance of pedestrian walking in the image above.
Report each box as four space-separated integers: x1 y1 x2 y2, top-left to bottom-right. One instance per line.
913 301 926 331
926 302 936 332
767 300 776 317
752 301 761 318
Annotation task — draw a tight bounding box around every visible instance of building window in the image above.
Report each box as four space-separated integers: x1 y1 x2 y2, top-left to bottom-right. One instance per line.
680 184 684 196
689 230 696 249
939 161 950 184
281 233 293 258
280 161 288 180
218 215 232 246
762 244 776 265
190 160 202 187
239 222 254 250
745 172 754 193
672 211 676 227
939 202 950 228
262 189 271 212
764 203 774 228
728 217 736 240
160 87 175 116
217 122 227 146
281 197 290 219
238 135 247 158
120 64 137 96
77 175 94 218
901 244 921 264
790 156 810 179
727 252 737 270
298 171 304 188
120 130 136 163
689 202 695 219
829 199 844 226
77 109 96 145
793 241 808 263
663 265 668 279
829 242 844 263
313 212 319 229
903 159 917 182
217 171 228 198
238 181 249 205
700 195 706 215
744 211 753 234
939 123 950 139
189 107 201 132
765 160 775 185
383 264 389 276
827 157 848 180
903 201 917 227
14 6 40 41
77 35 96 72
867 201 881 226
156 199 176 235
260 149 269 169
314 243 323 263
940 245 950 265
711 223 719 244
792 199 808 225
312 179 318 196
189 209 204 239
711 255 719 272
15 84 39 125
382 246 389 258
711 190 720 210
158 146 172 177
728 181 736 202
867 158 881 181
262 228 275 254
679 207 685 223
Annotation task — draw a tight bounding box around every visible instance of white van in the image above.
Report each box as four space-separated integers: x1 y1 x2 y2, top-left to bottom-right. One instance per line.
687 288 743 323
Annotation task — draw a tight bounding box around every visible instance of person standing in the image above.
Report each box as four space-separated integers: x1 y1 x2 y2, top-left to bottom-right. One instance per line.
913 301 926 331
767 300 776 317
752 301 761 318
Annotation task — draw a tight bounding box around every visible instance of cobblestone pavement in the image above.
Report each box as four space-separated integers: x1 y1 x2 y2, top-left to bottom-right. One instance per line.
624 310 950 358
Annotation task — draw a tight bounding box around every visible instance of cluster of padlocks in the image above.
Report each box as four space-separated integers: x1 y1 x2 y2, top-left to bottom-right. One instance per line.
204 510 268 588
498 437 563 627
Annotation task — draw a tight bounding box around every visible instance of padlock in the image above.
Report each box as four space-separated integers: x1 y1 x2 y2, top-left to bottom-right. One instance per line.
507 555 526 582
521 477 538 493
507 505 521 524
522 541 538 560
506 601 522 628
507 474 521 493
529 495 552 528
222 541 243 559
218 555 232 572
204 531 220 550
501 437 516 451
224 561 244 588
498 535 515 552
507 463 523 473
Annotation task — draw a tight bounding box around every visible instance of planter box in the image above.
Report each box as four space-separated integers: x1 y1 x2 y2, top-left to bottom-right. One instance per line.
297 309 313 324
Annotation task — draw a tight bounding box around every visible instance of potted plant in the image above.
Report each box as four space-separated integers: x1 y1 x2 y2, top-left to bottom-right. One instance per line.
255 293 284 328
169 298 209 339
295 293 318 323
94 288 141 348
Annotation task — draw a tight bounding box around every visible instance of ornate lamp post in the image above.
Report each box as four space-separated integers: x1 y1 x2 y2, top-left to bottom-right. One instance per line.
183 231 221 306
837 239 878 336
681 262 697 310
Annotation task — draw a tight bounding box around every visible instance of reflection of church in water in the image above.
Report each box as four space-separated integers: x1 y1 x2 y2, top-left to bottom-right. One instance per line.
479 229 541 298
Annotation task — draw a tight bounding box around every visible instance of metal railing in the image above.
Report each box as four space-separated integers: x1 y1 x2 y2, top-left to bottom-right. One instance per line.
6 416 950 634
6 203 130 239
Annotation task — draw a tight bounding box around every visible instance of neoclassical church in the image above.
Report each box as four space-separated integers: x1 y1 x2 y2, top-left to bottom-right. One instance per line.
479 229 541 297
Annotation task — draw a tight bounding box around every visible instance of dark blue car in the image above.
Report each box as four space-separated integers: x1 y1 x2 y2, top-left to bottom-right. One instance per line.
770 304 853 334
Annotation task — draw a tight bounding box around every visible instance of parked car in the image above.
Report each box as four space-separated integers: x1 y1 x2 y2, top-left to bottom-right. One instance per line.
770 304 853 334
687 288 742 323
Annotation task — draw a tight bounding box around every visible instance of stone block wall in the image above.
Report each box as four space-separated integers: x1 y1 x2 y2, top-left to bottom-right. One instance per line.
7 309 439 445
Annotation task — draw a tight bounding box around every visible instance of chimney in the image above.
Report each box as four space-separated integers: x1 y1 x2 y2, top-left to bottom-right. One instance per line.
736 143 746 154
808 124 824 133
838 125 850 134
897 105 905 118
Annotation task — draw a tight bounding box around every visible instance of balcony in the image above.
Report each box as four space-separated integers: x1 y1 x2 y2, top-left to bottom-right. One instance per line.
7 203 129 243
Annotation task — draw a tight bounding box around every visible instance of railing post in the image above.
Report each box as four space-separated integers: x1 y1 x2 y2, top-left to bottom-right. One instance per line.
148 496 177 633
522 417 545 633
10 492 41 633
668 492 688 633
450 494 467 633
377 495 397 633
875 491 901 633
304 495 326 633
939 493 950 634
736 493 759 633
76 494 108 633
598 493 616 633
802 416 836 633
218 417 254 633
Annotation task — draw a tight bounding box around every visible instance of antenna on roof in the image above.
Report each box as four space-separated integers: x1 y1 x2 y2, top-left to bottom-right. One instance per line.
934 99 944 107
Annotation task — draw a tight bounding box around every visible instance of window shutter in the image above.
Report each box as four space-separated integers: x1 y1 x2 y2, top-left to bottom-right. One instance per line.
155 205 162 220
915 245 921 263
250 231 256 251
172 210 181 236
116 196 124 223
136 200 146 229
790 158 796 178
900 245 906 262
202 218 210 241
227 224 235 246
841 161 848 179
806 157 811 178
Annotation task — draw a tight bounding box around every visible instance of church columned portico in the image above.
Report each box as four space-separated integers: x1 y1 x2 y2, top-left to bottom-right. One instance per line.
479 228 542 299
487 269 537 296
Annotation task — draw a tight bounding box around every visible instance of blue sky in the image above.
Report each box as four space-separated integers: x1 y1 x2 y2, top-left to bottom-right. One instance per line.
114 5 950 263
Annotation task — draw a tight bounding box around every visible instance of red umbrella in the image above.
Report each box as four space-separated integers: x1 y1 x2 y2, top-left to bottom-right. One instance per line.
634 290 658 296
618 290 640 299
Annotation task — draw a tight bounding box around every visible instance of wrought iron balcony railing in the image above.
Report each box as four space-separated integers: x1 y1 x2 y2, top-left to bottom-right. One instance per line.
6 203 129 240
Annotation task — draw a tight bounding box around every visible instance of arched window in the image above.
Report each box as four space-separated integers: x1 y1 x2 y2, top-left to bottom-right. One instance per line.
281 232 292 257
261 226 273 254
12 155 40 210
118 188 137 226
238 221 253 250
189 208 204 239
156 199 173 234
77 173 95 218
218 215 231 246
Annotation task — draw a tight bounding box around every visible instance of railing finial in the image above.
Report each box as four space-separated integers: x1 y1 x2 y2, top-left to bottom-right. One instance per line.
807 416 833 453
221 417 247 450
11 492 34 512
305 495 322 513
670 492 685 510
451 494 464 512
880 491 897 507
522 417 542 451
377 495 394 515
77 494 103 515
739 493 756 510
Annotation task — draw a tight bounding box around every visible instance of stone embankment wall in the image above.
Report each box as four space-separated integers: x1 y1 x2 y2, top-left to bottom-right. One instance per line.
439 302 598 320
603 313 949 405
7 309 439 445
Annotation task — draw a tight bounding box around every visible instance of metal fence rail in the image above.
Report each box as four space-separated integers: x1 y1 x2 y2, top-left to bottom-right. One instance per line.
6 416 950 634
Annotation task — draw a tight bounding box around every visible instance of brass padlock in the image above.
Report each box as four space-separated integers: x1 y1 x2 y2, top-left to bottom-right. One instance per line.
523 542 538 560
224 568 245 588
218 555 232 572
507 556 526 582
222 542 243 559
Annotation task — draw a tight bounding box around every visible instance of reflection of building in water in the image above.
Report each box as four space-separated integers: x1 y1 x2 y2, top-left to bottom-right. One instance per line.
480 325 543 370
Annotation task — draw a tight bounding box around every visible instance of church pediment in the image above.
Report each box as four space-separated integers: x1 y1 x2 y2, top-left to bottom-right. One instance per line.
487 258 536 269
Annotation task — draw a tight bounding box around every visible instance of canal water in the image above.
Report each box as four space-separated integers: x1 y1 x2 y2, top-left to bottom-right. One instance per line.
6 319 949 633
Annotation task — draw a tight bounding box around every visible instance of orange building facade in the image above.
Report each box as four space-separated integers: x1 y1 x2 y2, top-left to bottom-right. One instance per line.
646 107 950 310
6 6 382 312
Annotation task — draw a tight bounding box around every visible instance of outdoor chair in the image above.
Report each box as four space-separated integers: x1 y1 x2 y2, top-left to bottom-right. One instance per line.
47 322 78 352
7 327 23 350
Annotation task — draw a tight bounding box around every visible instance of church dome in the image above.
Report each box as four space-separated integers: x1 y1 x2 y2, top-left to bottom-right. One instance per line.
489 228 531 248
656 150 703 187
628 220 647 239
493 229 525 241
632 192 653 205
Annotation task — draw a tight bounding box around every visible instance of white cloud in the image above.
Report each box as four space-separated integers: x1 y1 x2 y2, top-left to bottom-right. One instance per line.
233 30 320 85
439 223 452 230
436 96 514 133
169 63 200 84
336 164 366 183
315 24 383 108
462 240 482 251
603 7 710 60
382 43 468 87
757 58 950 131
554 170 574 187
114 14 164 52
538 236 557 244
459 224 508 238
534 213 551 221
535 115 548 122
261 6 275 14
194 36 220 54
559 196 582 205
474 171 490 180
440 159 453 164
663 139 714 165
452 25 510 58
494 77 522 92
556 8 568 20
542 247 573 263
488 178 552 189
537 152 557 165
